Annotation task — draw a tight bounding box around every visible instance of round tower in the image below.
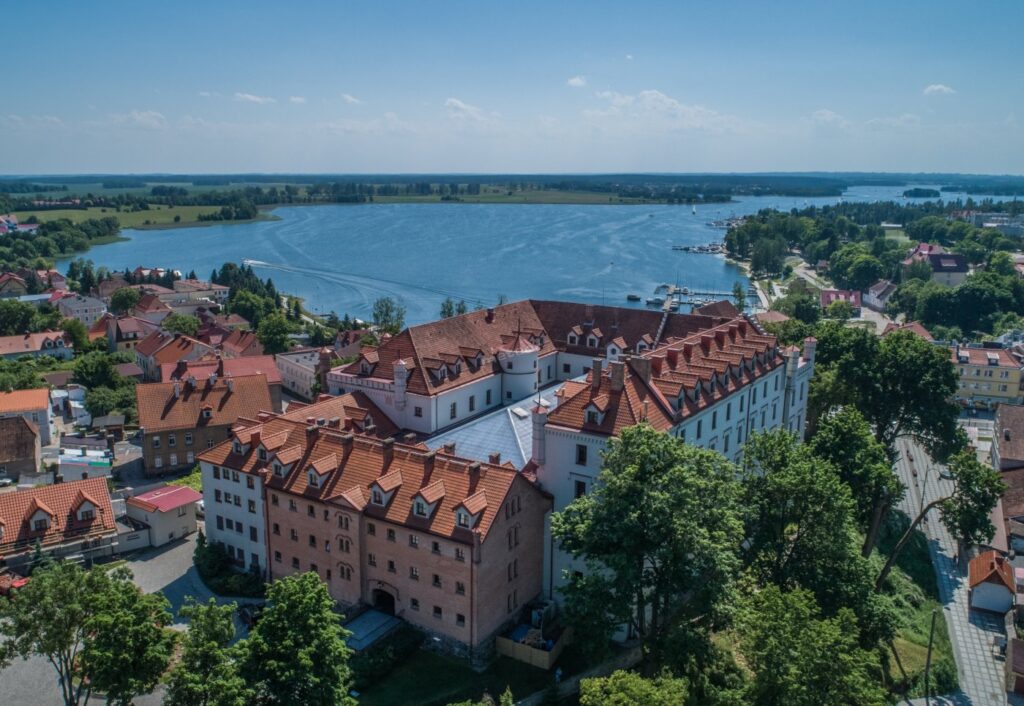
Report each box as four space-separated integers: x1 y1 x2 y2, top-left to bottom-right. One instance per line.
497 333 539 404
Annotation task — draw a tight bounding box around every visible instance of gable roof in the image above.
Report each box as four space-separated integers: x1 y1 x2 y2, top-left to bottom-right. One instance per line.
136 373 273 434
135 331 212 365
820 289 862 309
0 478 115 555
220 329 263 357
127 485 203 513
0 331 71 357
0 416 38 463
0 388 49 414
995 405 1024 468
161 355 282 385
882 321 933 341
968 550 1014 594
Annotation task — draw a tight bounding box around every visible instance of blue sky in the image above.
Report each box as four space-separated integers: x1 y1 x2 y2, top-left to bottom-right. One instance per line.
3 0 1022 174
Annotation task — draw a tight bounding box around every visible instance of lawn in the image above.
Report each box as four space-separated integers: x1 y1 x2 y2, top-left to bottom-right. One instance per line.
13 205 274 230
356 651 552 706
885 228 911 244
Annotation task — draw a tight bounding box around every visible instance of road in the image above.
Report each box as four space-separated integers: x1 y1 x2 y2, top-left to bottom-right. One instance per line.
895 436 1014 705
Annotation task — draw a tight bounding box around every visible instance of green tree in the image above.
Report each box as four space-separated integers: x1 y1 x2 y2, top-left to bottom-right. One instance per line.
109 287 141 315
256 313 292 354
72 350 121 389
455 299 468 315
551 424 743 661
904 258 933 283
229 289 275 328
165 599 251 706
579 669 689 706
162 313 201 337
372 296 406 334
825 299 853 320
239 572 354 706
60 317 89 352
876 450 1006 589
0 563 172 706
440 297 456 318
738 586 887 706
810 408 904 557
988 250 1016 277
732 281 746 312
0 299 38 336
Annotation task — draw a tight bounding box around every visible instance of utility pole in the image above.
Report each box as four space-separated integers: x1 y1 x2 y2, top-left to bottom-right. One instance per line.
924 608 937 705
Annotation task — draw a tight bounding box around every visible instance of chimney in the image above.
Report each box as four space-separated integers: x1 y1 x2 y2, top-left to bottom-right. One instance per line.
403 431 417 444
532 404 548 465
307 416 316 425
423 449 436 473
81 472 88 480
591 358 603 390
382 437 394 467
442 441 456 455
485 308 495 323
208 373 217 388
488 451 501 464
186 375 196 390
651 356 663 377
1005 428 1011 441
225 378 234 393
609 361 625 392
306 425 318 438
328 417 342 429
666 348 679 367
630 356 652 383
251 430 261 446
316 417 327 427
172 381 181 398
257 411 272 422
216 356 224 375
176 359 187 376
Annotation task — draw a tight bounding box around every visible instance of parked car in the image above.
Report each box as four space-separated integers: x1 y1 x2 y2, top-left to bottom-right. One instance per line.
195 499 205 517
0 478 13 487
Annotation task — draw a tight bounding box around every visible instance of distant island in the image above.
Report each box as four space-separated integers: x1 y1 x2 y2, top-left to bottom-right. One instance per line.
903 187 941 198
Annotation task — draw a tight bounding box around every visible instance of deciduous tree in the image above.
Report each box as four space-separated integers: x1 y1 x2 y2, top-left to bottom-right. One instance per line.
580 669 688 706
109 287 141 315
165 598 251 706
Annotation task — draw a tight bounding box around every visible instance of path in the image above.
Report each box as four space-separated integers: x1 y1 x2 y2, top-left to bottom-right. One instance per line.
896 437 1011 705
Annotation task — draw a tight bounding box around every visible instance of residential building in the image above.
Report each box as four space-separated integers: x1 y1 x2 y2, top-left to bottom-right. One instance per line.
951 344 1023 409
0 417 40 479
162 356 284 412
819 289 862 316
902 242 969 286
863 279 897 312
106 315 160 353
0 273 28 298
993 404 1024 471
220 329 263 358
197 392 398 575
57 293 108 326
131 293 172 323
968 550 1015 613
327 300 738 435
276 347 333 401
172 278 230 304
881 321 933 341
0 331 72 361
96 274 129 301
0 478 117 567
34 269 68 291
335 329 370 359
126 485 203 547
0 388 53 445
134 330 214 381
136 373 273 475
199 396 550 661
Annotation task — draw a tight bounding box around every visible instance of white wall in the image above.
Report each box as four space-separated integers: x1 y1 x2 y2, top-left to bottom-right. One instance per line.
200 460 267 574
971 582 1013 613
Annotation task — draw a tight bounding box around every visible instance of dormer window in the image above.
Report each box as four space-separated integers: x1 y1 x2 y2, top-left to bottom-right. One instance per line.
456 510 470 528
372 488 384 505
636 342 647 352
258 448 268 461
273 462 283 477
232 441 242 454
33 518 49 531
568 334 578 345
308 471 319 488
361 361 370 375
587 410 599 424
414 499 427 517
587 336 598 347
79 508 95 521
202 408 213 420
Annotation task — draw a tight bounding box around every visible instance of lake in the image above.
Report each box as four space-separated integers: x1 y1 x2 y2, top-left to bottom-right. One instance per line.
62 184 996 325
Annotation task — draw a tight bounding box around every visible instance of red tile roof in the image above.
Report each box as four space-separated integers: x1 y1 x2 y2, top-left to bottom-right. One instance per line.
820 289 862 309
951 346 1019 368
136 331 213 366
161 355 282 385
0 331 71 357
882 321 934 341
969 550 1014 594
136 373 273 434
220 329 263 357
0 478 115 556
0 388 49 414
127 485 203 513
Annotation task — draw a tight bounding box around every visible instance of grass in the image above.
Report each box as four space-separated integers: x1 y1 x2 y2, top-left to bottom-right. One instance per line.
13 205 275 230
356 651 552 706
885 228 911 244
167 466 202 492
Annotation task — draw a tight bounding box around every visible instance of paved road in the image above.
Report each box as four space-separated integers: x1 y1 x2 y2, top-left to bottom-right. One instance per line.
895 437 1013 705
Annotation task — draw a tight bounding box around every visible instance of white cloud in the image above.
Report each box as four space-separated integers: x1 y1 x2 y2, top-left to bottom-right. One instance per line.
586 89 745 134
923 83 955 95
445 97 486 122
110 110 167 130
289 96 306 104
319 111 414 135
234 92 276 104
625 54 633 60
567 75 587 88
808 108 851 130
866 113 921 131
0 114 66 130
341 93 362 105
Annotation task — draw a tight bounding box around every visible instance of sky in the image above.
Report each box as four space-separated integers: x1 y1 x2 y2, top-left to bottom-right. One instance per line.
3 0 1023 175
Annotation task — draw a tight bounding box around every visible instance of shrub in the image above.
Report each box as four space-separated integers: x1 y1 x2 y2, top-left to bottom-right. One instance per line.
193 531 265 598
350 624 424 690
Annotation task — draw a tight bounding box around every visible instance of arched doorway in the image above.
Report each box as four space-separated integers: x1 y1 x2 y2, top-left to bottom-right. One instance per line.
372 588 396 615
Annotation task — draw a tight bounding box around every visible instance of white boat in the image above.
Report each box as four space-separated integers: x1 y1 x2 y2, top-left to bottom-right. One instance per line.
692 205 697 214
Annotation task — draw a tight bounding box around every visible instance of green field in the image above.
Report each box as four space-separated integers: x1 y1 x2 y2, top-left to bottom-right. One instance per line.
13 205 275 230
885 228 911 244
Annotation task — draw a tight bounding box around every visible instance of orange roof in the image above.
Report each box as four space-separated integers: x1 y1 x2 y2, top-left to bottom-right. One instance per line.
0 331 71 357
200 411 551 543
0 388 50 414
969 550 1014 594
220 329 263 357
951 346 1018 368
136 331 212 366
161 355 283 385
0 478 116 556
136 373 273 434
882 321 933 341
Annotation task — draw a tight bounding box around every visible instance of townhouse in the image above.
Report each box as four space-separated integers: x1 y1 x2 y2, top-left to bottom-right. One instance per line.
0 388 53 445
134 330 214 380
951 343 1023 409
171 278 230 304
0 416 41 480
136 372 273 475
198 394 551 661
57 293 108 326
162 355 284 412
0 331 73 361
275 347 333 401
105 315 160 353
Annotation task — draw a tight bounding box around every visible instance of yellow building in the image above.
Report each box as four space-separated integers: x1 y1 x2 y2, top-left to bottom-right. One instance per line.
951 344 1023 410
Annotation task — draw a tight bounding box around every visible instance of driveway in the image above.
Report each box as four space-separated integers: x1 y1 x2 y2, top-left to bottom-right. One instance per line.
895 437 1014 705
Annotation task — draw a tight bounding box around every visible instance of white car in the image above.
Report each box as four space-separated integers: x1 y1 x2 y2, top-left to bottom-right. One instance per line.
195 499 205 517
0 478 13 487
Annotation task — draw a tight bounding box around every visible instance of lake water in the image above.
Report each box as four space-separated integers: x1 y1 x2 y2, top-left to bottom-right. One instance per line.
62 184 999 325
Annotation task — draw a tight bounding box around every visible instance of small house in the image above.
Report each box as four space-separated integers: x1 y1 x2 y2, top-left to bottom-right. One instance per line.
968 550 1015 614
126 485 203 547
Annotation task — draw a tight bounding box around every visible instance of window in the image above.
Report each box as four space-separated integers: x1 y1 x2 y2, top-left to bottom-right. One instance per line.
696 420 703 440
414 499 427 517
257 448 267 460
432 541 441 554
249 526 257 541
456 581 466 595
414 406 423 418
410 566 419 580
271 493 279 506
168 435 177 447
575 444 587 466
586 410 599 424
207 439 215 449
33 518 49 531
726 403 731 421
456 613 466 627
562 363 571 374
246 476 254 489
185 432 193 445
292 557 300 569
432 574 442 588
450 402 457 420
213 466 221 479
387 560 396 573
290 528 298 541
273 523 280 535
457 511 469 528
216 515 224 530
289 499 297 512
368 553 377 567
215 489 222 503
274 551 282 563
740 396 744 412
169 453 178 467
486 389 492 405
711 410 717 430
568 334 577 345
574 480 586 499
309 535 317 548
326 540 331 552
338 514 350 530
409 534 419 548
774 375 779 391
308 504 315 517
187 451 194 464
367 522 376 536
411 598 420 611
152 436 161 448
433 606 442 619
248 500 256 514
455 547 466 561
372 489 383 505
387 528 396 542
724 433 730 454
233 495 241 507
469 395 475 412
